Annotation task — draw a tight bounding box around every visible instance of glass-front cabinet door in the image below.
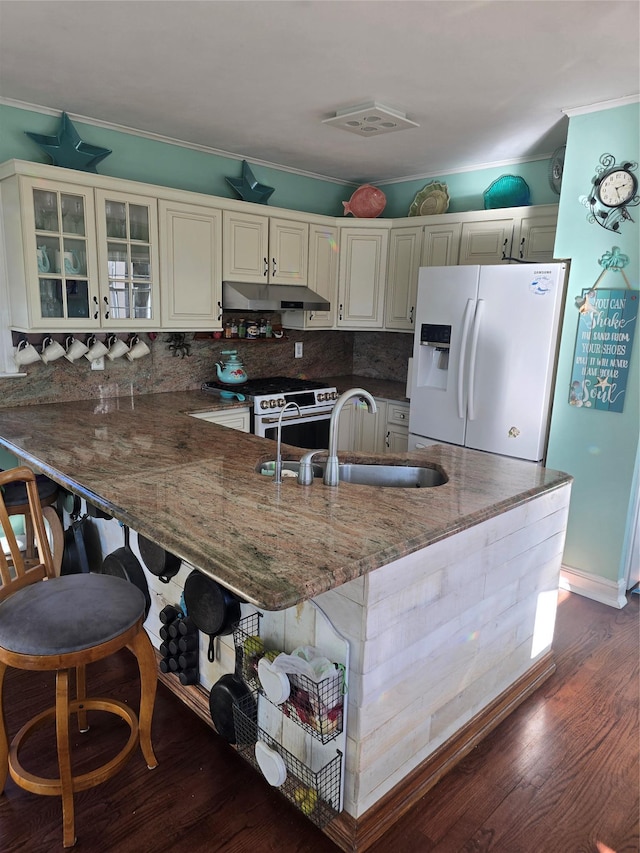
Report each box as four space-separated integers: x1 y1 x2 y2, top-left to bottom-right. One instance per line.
24 179 100 329
95 189 160 329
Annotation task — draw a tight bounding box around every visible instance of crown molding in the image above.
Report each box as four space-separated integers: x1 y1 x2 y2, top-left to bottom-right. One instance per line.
0 98 351 186
562 94 640 117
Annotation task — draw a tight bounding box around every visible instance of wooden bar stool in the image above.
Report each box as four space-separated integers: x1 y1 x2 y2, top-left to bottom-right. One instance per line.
2 473 64 574
0 467 158 848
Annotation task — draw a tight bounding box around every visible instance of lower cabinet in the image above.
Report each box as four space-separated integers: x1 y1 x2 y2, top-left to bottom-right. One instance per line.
384 401 410 452
337 398 409 454
188 407 250 432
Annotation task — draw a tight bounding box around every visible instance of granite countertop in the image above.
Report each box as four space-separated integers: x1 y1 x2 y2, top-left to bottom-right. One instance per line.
0 390 570 611
327 375 409 402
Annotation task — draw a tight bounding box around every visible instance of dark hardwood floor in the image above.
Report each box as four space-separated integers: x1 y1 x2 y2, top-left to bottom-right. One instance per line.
1 590 638 853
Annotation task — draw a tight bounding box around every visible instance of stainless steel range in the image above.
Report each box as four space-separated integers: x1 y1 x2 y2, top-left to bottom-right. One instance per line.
201 377 338 448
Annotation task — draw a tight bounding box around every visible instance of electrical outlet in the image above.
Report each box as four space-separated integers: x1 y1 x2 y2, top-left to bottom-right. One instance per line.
294 342 303 358
90 356 105 371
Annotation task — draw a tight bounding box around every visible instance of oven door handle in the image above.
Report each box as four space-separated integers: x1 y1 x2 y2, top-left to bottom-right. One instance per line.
259 408 334 425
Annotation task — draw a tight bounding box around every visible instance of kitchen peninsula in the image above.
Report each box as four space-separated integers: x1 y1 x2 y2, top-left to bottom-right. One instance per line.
0 390 572 851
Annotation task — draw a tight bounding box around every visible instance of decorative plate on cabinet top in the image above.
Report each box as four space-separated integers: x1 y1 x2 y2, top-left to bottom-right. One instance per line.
483 175 531 209
408 182 450 216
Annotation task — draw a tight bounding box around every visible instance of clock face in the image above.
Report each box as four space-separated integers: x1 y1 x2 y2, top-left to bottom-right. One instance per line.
597 169 637 208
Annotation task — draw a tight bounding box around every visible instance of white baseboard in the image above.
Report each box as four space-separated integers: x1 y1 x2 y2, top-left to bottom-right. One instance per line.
560 565 628 609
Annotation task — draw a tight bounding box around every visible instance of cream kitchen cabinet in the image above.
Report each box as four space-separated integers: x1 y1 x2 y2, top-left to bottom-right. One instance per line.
222 211 309 286
158 200 223 330
383 401 409 452
384 226 422 331
94 189 160 330
337 226 389 329
337 398 386 453
421 221 462 266
458 207 558 265
1 174 101 332
336 397 409 454
281 222 338 330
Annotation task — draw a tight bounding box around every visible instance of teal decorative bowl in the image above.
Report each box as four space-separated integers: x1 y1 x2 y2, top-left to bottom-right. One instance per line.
483 175 531 209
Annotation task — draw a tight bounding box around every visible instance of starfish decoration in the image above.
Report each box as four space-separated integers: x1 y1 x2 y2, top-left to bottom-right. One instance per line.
25 112 112 173
595 376 612 391
226 160 274 204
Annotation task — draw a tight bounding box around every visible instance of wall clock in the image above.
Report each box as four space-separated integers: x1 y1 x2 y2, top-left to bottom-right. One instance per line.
581 153 639 233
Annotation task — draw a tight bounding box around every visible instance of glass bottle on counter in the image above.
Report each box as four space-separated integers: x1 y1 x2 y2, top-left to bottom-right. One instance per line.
230 318 238 338
224 321 233 339
258 317 267 337
238 318 246 338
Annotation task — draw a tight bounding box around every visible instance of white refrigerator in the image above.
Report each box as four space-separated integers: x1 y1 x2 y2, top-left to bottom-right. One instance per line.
408 263 567 462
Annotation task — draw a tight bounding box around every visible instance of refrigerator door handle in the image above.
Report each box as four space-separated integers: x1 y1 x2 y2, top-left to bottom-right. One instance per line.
467 298 485 421
457 298 476 420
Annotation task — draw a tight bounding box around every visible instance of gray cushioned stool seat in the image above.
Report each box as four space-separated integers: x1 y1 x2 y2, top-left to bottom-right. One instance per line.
1 473 59 507
0 573 146 656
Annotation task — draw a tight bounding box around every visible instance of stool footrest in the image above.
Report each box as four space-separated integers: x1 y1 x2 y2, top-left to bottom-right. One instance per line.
9 697 140 796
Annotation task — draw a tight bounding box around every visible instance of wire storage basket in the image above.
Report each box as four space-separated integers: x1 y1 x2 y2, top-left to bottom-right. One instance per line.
233 614 346 744
233 691 342 829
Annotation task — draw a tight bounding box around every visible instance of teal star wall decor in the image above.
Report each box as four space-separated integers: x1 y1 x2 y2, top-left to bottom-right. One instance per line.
25 112 112 173
226 160 274 204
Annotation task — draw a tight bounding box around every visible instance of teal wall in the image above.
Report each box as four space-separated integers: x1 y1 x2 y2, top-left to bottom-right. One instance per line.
547 103 639 585
0 104 350 216
0 104 556 220
382 157 561 217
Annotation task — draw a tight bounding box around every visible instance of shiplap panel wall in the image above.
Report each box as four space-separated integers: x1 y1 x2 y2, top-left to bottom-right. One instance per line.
316 483 571 817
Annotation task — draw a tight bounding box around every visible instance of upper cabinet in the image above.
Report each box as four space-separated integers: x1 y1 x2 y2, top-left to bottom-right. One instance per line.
458 207 558 265
0 160 559 335
158 200 222 330
384 226 423 331
283 222 338 331
2 175 101 331
337 225 389 329
94 189 160 330
222 211 308 285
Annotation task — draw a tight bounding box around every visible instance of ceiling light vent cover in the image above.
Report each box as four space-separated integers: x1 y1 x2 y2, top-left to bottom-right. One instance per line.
323 102 419 137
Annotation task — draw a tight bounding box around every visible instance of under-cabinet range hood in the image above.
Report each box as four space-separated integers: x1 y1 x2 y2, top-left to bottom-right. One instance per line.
222 281 330 312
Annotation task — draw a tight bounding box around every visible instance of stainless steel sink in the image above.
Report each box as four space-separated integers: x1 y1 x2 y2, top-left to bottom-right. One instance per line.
337 464 446 488
256 460 446 488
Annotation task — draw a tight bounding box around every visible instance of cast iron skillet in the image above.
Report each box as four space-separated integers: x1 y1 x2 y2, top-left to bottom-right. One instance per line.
184 570 242 662
209 674 256 743
137 533 181 584
100 525 151 618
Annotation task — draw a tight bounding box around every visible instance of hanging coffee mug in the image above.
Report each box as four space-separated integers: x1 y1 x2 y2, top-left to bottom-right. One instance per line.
64 335 89 363
106 335 129 361
41 336 66 364
14 339 42 367
84 334 109 362
125 335 151 362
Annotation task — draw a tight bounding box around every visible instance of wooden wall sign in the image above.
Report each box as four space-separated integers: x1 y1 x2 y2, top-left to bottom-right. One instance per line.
569 286 638 412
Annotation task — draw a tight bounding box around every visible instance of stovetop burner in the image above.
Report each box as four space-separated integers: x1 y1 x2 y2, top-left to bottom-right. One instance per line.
202 376 330 396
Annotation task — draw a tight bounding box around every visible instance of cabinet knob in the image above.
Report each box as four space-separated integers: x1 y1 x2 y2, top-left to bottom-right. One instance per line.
272 257 277 277
409 306 414 323
339 303 343 321
501 238 509 260
263 257 268 277
217 301 222 321
519 237 525 259
102 296 110 320
385 431 390 448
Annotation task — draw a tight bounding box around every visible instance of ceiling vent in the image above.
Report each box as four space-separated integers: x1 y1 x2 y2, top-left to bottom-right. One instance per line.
322 102 419 137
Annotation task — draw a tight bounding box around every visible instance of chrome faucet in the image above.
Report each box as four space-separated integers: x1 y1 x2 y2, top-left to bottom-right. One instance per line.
298 388 377 487
275 402 301 484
